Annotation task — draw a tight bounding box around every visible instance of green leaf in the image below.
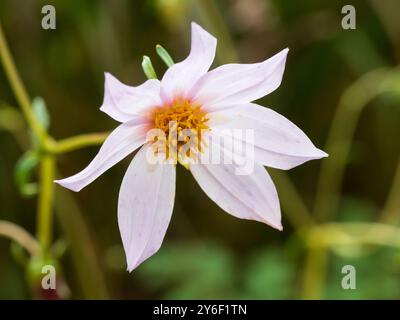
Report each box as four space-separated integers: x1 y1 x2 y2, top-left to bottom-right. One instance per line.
326 248 400 299
32 97 50 130
0 102 24 133
14 150 40 197
52 239 68 259
242 247 295 299
141 55 158 79
156 44 174 67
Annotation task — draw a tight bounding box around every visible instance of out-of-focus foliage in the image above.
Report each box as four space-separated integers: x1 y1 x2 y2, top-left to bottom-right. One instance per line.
137 243 236 299
327 248 400 299
1 0 400 299
137 242 297 299
136 242 400 299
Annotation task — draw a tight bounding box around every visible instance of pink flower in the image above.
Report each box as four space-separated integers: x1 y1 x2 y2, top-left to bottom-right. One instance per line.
55 22 327 271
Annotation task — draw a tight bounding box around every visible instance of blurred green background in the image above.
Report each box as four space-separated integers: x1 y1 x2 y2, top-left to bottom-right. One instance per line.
1 0 400 299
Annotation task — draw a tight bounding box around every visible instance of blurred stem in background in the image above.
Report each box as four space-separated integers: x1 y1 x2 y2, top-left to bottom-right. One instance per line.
370 0 400 61
301 246 327 299
314 68 400 222
0 104 109 298
380 158 400 224
304 68 400 298
55 187 109 298
36 154 55 255
270 170 315 230
52 132 109 154
309 222 400 248
0 221 40 257
192 0 238 63
0 24 47 144
301 222 400 299
0 21 109 298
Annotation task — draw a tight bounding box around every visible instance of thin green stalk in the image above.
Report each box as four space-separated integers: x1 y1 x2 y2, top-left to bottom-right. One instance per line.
313 68 396 221
52 132 109 154
380 158 400 224
55 186 109 299
0 220 40 256
0 23 47 142
300 246 327 300
269 170 314 230
36 155 56 255
310 222 400 249
0 19 109 299
301 221 400 299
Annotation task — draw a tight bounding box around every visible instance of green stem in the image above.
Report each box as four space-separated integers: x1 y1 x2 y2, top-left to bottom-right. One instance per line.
0 220 40 256
300 246 327 300
309 222 400 249
36 155 56 256
0 23 47 142
313 68 397 221
52 132 109 154
301 221 400 298
55 185 109 298
0 20 109 298
380 157 400 224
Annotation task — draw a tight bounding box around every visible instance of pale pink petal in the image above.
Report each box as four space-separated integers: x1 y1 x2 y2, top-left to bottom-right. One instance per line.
100 73 162 122
118 144 176 271
191 48 288 110
55 119 148 192
208 103 328 170
160 22 217 102
190 147 282 230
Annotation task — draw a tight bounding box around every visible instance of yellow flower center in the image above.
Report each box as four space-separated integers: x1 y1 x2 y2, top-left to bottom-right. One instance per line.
149 98 209 167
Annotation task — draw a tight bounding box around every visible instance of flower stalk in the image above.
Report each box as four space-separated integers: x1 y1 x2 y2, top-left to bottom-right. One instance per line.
314 68 400 221
0 220 40 256
0 24 47 143
0 21 109 298
36 154 56 255
51 132 109 154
